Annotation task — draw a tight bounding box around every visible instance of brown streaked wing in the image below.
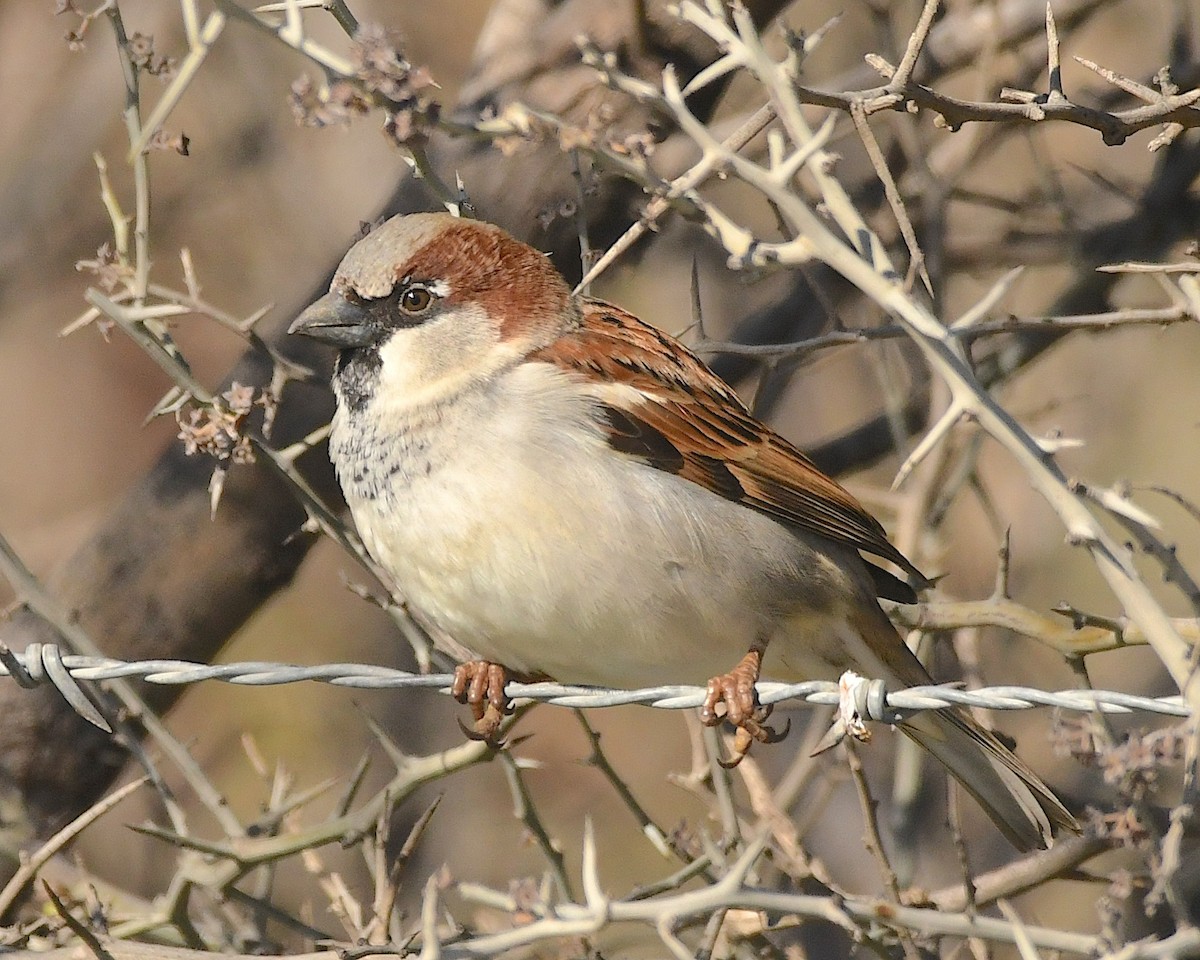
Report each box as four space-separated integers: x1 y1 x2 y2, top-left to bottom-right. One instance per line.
533 300 926 599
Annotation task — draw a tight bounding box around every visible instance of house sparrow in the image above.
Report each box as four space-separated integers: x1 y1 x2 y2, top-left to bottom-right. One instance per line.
290 212 1075 850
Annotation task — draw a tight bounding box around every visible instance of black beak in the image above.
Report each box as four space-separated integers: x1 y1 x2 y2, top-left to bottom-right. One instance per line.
288 292 374 348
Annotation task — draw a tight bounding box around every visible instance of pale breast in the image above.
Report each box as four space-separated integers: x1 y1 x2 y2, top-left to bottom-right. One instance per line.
331 362 867 687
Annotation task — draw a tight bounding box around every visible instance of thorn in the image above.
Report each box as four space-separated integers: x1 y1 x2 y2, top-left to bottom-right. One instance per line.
208 465 227 519
581 817 606 910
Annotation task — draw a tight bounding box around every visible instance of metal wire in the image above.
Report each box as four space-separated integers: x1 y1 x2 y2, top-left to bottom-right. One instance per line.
0 643 1189 730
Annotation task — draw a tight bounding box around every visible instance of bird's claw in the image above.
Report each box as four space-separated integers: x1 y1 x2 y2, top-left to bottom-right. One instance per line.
455 712 508 745
700 648 790 767
717 710 791 769
451 660 512 746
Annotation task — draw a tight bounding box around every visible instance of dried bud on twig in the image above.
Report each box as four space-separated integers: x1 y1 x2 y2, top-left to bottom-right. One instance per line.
352 23 433 101
1099 725 1189 787
145 128 190 156
1088 806 1151 846
126 32 175 78
1050 715 1103 764
176 382 262 466
350 24 440 146
1053 716 1187 788
75 243 131 293
289 75 370 128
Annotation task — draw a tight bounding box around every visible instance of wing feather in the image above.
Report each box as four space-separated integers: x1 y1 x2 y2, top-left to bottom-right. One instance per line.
533 300 927 601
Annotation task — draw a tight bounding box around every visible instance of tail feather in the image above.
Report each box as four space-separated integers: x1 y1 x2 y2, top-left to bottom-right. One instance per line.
900 707 1077 851
843 601 1077 851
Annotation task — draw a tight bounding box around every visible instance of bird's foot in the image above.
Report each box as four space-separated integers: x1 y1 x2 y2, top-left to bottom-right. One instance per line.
451 660 512 745
700 648 790 768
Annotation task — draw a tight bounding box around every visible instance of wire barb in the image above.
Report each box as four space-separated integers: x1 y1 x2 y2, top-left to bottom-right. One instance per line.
0 642 112 731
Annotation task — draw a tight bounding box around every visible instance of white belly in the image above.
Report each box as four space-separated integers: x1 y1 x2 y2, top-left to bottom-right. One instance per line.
332 363 868 688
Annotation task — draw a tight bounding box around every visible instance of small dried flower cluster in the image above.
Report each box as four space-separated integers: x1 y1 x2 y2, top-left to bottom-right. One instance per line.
126 32 176 79
352 24 434 101
610 129 657 160
58 0 99 51
290 25 439 147
1099 725 1188 786
1053 716 1188 788
1087 806 1151 845
557 103 613 153
353 24 439 145
177 383 266 465
1054 717 1186 853
290 75 370 129
486 97 656 181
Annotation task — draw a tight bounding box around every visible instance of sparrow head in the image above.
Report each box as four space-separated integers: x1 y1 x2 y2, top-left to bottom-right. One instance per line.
289 213 576 411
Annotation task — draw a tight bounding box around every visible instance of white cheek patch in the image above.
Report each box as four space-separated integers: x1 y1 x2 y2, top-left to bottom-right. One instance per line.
375 331 431 399
373 303 516 411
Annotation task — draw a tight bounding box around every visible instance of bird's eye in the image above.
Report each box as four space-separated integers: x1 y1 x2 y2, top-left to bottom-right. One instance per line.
398 285 434 315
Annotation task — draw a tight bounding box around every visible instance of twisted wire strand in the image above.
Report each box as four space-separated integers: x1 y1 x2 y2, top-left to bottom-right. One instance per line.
0 643 1188 730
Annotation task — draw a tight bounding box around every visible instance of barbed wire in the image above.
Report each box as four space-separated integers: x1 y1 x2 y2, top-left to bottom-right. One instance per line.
0 642 1188 733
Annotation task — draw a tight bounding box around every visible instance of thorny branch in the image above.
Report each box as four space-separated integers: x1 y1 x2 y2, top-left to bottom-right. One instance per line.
656 1 1196 703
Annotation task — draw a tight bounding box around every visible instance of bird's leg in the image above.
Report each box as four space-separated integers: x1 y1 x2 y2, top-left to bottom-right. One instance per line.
701 645 790 767
451 660 512 744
